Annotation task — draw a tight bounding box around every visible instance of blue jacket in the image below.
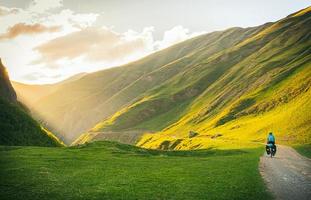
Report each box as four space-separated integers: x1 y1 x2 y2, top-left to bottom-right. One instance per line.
267 134 275 143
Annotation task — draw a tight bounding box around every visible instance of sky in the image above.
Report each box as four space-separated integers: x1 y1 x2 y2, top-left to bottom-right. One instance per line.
0 0 310 84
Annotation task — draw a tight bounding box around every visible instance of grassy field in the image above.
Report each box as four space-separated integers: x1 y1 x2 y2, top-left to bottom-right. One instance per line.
293 144 311 158
0 141 271 200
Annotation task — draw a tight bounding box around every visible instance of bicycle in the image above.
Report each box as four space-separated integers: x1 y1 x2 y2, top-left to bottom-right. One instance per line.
266 143 276 158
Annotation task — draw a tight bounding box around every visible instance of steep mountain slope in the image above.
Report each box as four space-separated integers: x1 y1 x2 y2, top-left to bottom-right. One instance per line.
0 59 63 146
75 7 311 148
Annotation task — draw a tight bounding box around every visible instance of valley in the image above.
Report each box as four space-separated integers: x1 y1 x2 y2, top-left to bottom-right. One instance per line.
12 7 311 149
0 5 310 200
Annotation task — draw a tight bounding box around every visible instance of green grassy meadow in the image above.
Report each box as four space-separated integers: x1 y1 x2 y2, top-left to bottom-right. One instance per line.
0 141 271 200
293 144 311 158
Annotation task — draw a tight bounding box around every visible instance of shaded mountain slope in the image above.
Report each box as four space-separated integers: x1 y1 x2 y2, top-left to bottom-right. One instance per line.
0 59 16 103
0 60 63 147
76 7 311 148
0 98 63 146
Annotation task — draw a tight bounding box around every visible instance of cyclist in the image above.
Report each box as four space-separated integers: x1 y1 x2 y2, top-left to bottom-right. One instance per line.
266 132 276 156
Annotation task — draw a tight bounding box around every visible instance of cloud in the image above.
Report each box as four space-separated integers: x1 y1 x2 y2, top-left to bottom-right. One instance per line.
0 4 98 34
22 72 62 81
0 4 100 83
155 25 205 50
0 23 61 40
0 1 204 84
45 9 99 29
0 6 20 16
32 25 204 69
33 27 155 67
28 0 63 13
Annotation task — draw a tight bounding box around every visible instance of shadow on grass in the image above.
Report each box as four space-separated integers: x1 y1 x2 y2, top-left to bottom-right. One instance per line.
72 141 249 157
0 146 24 152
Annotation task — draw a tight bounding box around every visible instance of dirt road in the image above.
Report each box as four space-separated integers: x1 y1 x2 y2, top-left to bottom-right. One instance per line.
260 145 311 200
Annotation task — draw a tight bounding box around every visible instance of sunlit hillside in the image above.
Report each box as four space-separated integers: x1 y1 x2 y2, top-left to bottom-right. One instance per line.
20 22 269 143
75 7 311 149
13 7 311 149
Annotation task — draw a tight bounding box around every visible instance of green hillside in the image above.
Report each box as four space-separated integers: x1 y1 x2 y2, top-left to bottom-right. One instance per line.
0 98 63 146
14 7 311 148
0 141 271 200
74 7 311 149
23 21 269 143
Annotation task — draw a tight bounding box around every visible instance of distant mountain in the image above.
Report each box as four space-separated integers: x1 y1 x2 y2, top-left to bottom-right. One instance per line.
17 7 311 148
57 72 88 84
12 72 88 108
12 82 55 107
0 59 63 146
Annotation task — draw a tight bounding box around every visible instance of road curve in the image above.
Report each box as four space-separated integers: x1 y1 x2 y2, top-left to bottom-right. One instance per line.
259 145 311 200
